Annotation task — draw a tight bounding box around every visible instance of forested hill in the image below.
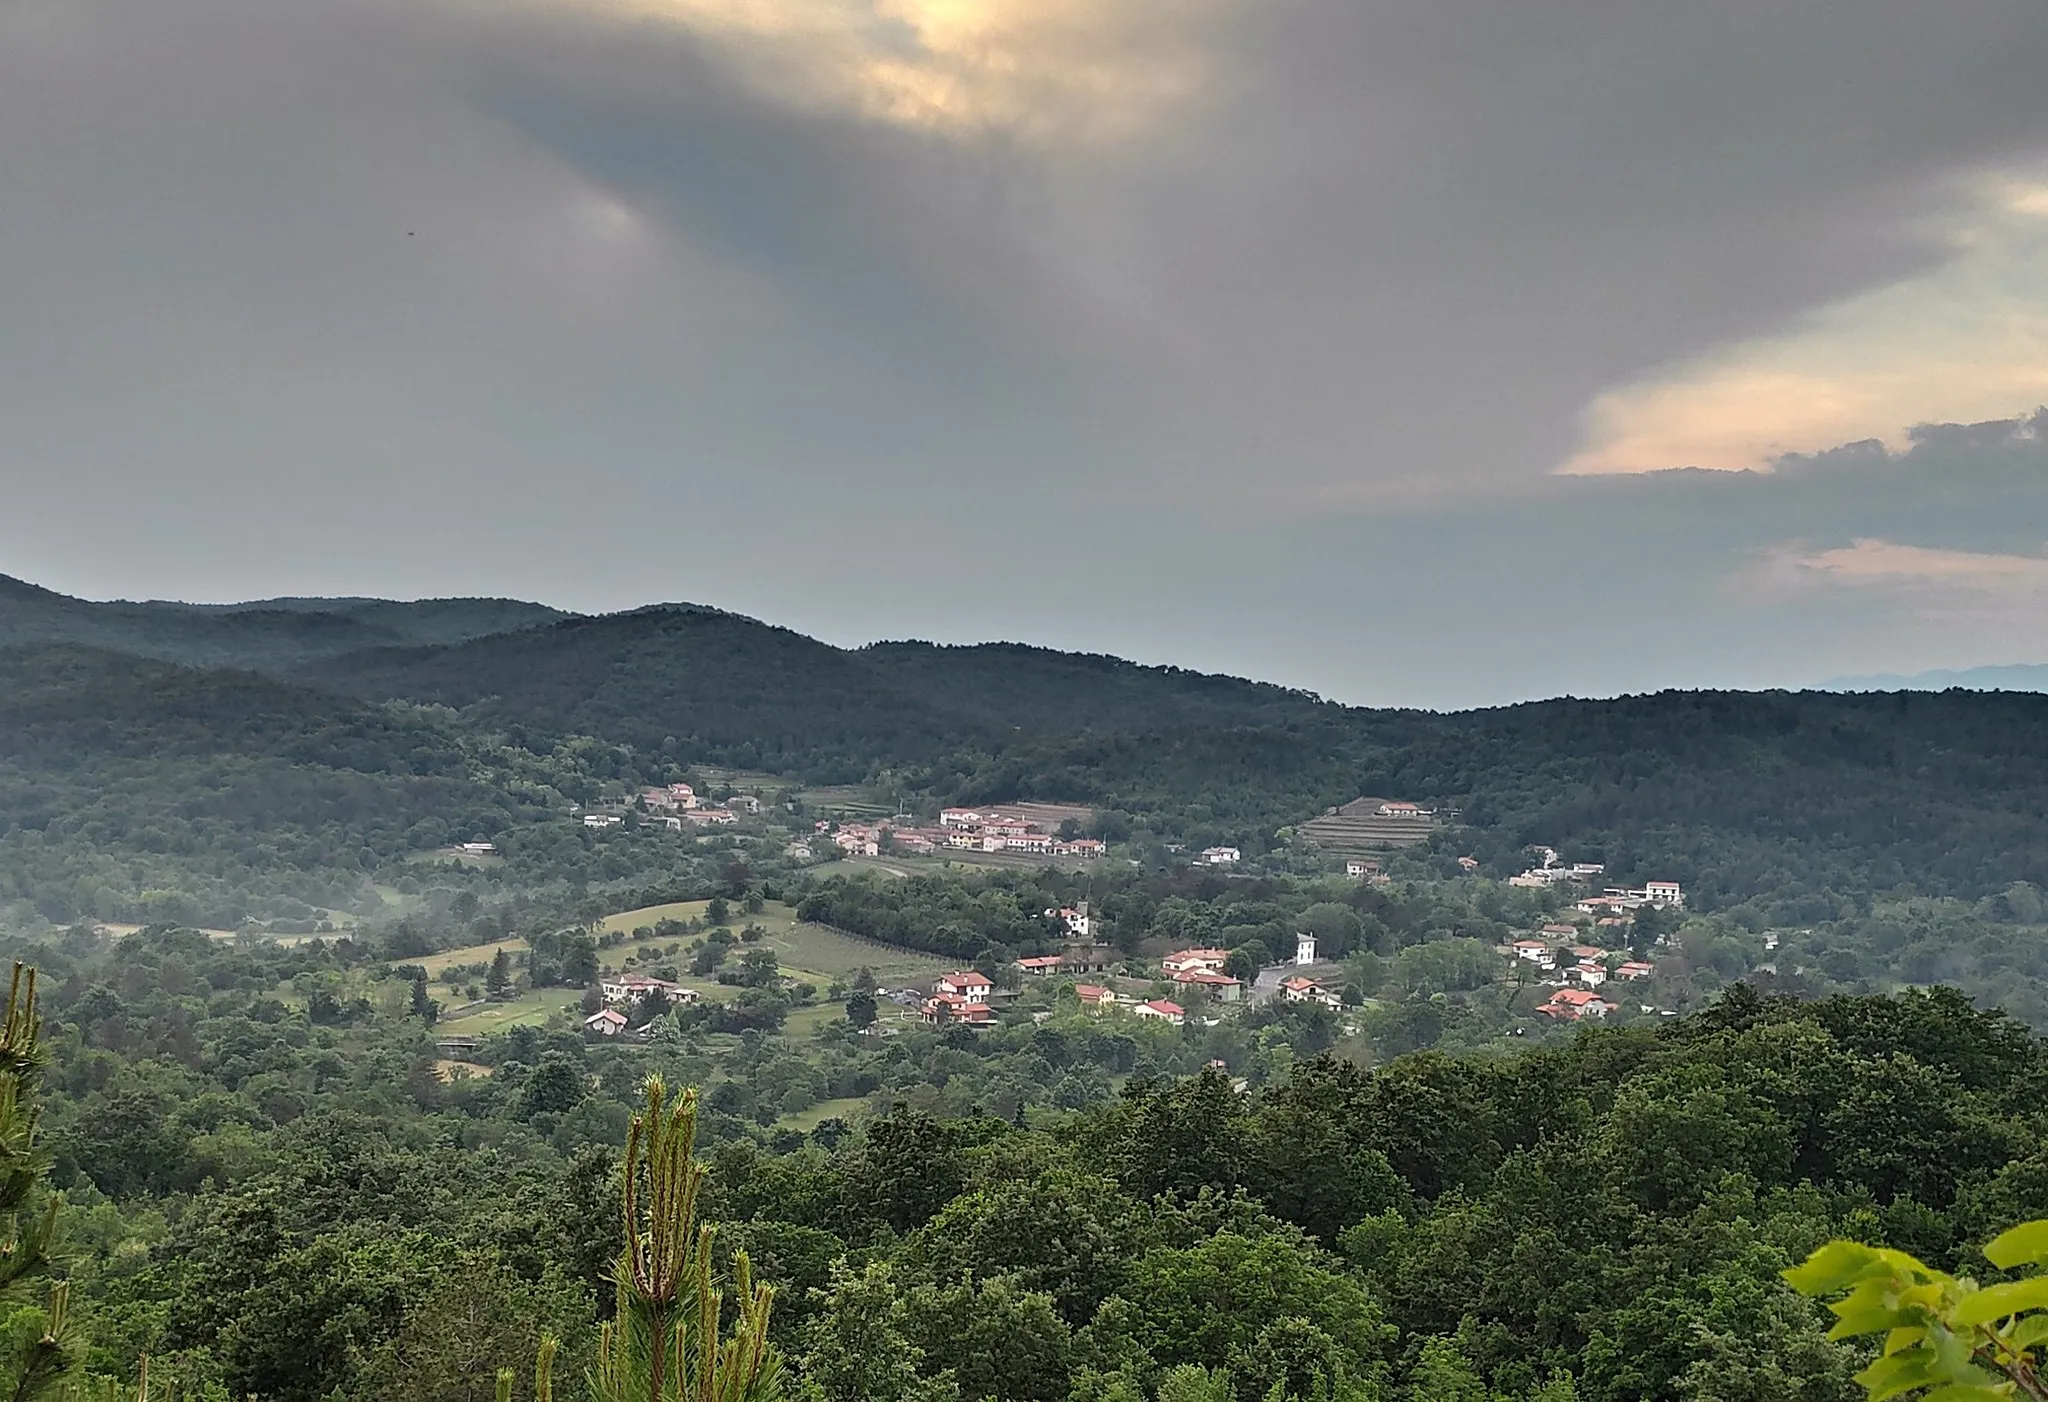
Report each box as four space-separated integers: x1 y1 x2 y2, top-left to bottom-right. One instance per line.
0 573 566 669
7 575 2048 912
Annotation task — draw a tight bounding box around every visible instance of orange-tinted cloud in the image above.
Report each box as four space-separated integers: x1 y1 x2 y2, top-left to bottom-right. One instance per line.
1563 170 2048 475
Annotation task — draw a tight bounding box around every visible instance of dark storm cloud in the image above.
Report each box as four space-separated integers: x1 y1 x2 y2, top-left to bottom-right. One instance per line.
3 0 2047 703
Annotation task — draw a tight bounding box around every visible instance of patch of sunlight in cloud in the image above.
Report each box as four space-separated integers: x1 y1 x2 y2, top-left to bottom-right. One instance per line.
543 0 1220 144
1744 539 2048 657
1759 538 2048 591
1562 168 2048 475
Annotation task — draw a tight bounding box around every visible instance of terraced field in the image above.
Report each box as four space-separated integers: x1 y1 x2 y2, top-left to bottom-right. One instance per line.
1298 796 1444 852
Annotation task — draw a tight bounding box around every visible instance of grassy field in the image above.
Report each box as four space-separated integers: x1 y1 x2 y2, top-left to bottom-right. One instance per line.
599 899 950 985
436 987 580 1035
414 939 531 976
777 1096 869 1132
434 1059 493 1081
804 857 915 879
404 848 506 870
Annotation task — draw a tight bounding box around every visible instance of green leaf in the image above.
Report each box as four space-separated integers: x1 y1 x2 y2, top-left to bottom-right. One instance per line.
1952 1278 2048 1327
2007 1314 2048 1350
1985 1222 2048 1271
1881 1326 1926 1356
1856 1348 1937 1401
1784 1241 1886 1296
1829 1307 1903 1340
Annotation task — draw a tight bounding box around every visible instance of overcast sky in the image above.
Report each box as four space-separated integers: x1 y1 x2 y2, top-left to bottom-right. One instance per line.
5 0 2048 708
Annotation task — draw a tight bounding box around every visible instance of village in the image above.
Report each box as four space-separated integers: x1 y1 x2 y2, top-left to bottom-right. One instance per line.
892 877 1691 1034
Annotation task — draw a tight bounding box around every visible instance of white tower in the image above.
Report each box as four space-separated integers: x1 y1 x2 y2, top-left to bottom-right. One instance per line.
1296 932 1316 966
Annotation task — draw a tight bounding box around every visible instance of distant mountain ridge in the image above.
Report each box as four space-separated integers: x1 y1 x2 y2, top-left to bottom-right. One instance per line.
0 574 570 669
1824 663 2048 693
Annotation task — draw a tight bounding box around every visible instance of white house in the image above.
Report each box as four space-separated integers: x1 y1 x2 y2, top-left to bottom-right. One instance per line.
584 1008 629 1037
1295 932 1317 966
1643 880 1685 908
1377 801 1431 818
459 841 498 856
1539 988 1615 1020
1047 903 1092 938
933 971 993 1003
1345 859 1380 879
582 814 622 829
1280 975 1342 1009
1162 948 1231 976
600 975 698 1007
1200 846 1241 865
1134 999 1185 1026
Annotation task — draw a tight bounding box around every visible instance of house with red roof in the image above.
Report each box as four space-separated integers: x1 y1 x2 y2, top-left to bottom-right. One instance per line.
1280 975 1342 1009
1073 983 1117 1013
933 971 993 1003
1538 988 1615 1020
1162 948 1231 976
923 992 994 1026
1172 969 1243 1003
1134 999 1185 1026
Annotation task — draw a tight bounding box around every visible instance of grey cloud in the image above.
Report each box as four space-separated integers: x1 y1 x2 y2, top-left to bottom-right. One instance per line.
4 0 2048 701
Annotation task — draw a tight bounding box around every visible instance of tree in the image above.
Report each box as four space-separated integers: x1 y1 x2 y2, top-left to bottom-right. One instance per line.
1401 1337 1487 1402
706 898 731 927
409 976 439 1026
588 1078 782 1402
519 1055 587 1119
799 1262 929 1402
737 950 781 989
561 933 601 987
486 948 513 1001
0 965 71 1402
845 991 878 1031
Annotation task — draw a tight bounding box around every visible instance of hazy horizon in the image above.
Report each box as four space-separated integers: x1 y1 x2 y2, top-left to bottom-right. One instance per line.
13 570 2046 711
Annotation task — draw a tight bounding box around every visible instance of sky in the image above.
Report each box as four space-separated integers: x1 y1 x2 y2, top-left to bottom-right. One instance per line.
4 0 2048 709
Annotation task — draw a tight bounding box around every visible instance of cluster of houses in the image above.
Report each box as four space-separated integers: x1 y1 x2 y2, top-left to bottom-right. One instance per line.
1161 948 1244 1002
828 808 1109 860
1508 928 1656 984
1073 983 1187 1026
1574 882 1685 914
582 971 701 1036
1504 925 1662 1021
1508 858 1607 889
1507 856 1687 916
576 784 766 831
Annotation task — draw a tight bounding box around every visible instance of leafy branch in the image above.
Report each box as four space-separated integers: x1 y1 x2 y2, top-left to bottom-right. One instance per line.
1785 1219 2048 1400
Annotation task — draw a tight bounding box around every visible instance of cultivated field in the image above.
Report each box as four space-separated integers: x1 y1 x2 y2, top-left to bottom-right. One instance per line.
599 898 949 985
436 987 580 1035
